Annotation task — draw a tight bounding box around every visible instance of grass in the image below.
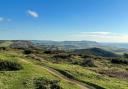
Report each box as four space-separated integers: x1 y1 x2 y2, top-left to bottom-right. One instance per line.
0 41 13 47
46 63 128 89
18 50 128 89
0 52 81 89
0 49 128 89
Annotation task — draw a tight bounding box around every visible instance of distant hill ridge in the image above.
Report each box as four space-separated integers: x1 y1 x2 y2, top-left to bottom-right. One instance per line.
32 40 128 54
32 40 100 49
73 47 118 57
0 40 128 55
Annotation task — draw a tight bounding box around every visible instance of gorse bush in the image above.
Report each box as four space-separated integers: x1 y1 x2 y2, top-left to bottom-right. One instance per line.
50 80 62 89
23 49 32 54
99 70 128 79
53 53 71 59
52 53 72 63
34 77 62 89
111 58 128 64
0 47 6 50
123 53 128 58
0 60 23 71
44 50 65 54
81 58 96 67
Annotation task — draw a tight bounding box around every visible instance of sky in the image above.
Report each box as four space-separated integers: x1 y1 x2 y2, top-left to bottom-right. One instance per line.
0 0 128 42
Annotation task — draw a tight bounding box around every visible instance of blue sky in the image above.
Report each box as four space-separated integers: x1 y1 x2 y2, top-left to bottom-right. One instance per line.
0 0 128 42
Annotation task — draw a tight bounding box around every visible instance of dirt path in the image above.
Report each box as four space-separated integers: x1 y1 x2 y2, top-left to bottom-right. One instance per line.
41 65 90 89
20 57 89 89
27 54 94 89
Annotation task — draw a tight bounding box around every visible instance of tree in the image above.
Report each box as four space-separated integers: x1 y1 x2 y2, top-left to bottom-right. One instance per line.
123 53 128 58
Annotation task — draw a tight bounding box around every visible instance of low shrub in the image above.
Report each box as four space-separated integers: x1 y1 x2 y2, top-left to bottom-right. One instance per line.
123 53 128 58
52 53 72 63
80 58 96 67
0 47 6 50
111 58 128 64
0 60 23 71
44 50 65 54
53 53 71 59
99 70 128 79
34 77 62 89
23 49 32 54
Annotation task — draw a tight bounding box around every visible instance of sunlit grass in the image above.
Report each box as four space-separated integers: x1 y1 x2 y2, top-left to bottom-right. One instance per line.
47 63 128 89
0 52 80 89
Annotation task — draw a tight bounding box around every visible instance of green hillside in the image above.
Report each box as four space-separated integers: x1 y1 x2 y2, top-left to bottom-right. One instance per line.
0 41 13 47
0 51 81 89
0 41 128 89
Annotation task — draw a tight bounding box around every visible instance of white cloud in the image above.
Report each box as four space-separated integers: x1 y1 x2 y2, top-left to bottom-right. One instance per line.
0 17 4 22
69 32 128 42
27 10 39 18
0 17 12 23
81 32 111 36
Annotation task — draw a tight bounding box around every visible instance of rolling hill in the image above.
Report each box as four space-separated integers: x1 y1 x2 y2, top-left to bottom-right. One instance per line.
32 40 128 55
0 40 128 89
73 48 118 57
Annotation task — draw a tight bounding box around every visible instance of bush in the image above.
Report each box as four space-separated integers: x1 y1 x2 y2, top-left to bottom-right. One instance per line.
44 50 53 54
81 58 96 67
0 47 6 50
44 50 65 54
111 58 128 64
23 49 32 54
53 53 70 59
50 80 62 89
52 53 72 63
123 53 128 58
99 70 128 79
0 60 23 71
34 77 62 89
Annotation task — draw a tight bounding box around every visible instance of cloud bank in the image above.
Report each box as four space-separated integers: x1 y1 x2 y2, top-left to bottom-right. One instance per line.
70 32 128 42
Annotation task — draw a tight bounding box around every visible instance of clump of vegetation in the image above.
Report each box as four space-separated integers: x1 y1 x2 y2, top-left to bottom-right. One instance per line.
34 77 62 89
23 49 32 54
99 70 128 79
53 53 70 59
52 53 72 63
111 58 128 64
80 58 96 67
51 53 97 67
0 60 23 71
0 47 7 50
44 50 66 54
123 53 128 58
80 54 91 58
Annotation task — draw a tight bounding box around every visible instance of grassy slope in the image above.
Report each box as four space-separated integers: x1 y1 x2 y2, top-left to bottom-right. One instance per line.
0 41 13 47
0 44 128 89
46 63 128 89
0 52 80 89
17 50 128 89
